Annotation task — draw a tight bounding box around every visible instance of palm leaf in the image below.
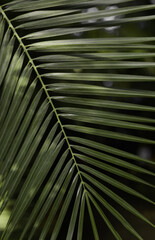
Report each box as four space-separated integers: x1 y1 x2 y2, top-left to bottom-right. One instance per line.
0 0 155 239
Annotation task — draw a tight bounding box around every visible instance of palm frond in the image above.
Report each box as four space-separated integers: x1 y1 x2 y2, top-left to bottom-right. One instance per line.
0 0 155 239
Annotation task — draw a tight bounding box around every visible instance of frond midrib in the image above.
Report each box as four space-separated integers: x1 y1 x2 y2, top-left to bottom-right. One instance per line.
0 6 86 191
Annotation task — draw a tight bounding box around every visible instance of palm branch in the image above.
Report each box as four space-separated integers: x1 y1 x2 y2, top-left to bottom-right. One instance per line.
0 0 155 239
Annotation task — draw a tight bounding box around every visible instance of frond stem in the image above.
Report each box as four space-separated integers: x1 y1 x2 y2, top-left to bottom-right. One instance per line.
0 7 87 193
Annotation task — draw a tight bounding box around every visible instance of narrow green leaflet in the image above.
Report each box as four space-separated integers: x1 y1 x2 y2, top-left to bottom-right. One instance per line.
86 195 100 240
0 65 32 139
5 0 135 12
39 61 155 70
0 16 5 46
77 192 86 240
87 187 142 240
2 138 65 240
80 166 154 204
13 10 79 21
27 160 74 240
88 194 122 240
16 5 155 29
50 83 155 98
0 109 52 212
38 167 76 240
45 72 155 82
70 137 155 165
20 150 70 240
83 175 154 226
29 37 155 51
0 90 42 169
30 43 155 52
65 125 155 144
75 153 155 180
54 96 155 112
50 175 78 240
60 113 155 131
66 184 82 240
58 107 155 123
24 27 99 39
0 29 14 86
